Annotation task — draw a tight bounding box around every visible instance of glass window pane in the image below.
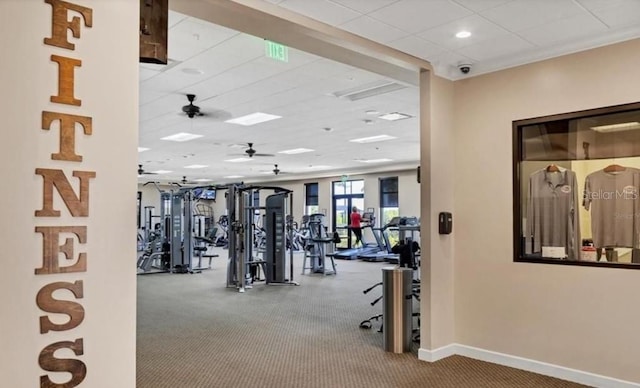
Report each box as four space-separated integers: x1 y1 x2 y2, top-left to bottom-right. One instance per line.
351 180 364 194
381 193 398 207
514 102 640 268
307 183 318 196
305 183 319 206
380 177 398 193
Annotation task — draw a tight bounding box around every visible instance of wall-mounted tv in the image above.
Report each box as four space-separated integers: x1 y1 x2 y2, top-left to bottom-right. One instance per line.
193 188 216 200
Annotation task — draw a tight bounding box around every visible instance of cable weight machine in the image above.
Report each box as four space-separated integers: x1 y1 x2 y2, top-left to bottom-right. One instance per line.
225 184 299 292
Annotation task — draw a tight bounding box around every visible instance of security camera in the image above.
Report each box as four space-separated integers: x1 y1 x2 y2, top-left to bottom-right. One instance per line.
457 63 472 74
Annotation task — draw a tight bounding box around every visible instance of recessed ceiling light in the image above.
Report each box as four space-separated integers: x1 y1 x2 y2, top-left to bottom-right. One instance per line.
278 148 314 154
591 122 640 133
225 112 282 126
355 158 393 163
184 164 208 169
194 178 212 182
378 112 413 121
161 132 203 142
224 175 244 179
456 30 471 38
138 147 150 152
224 157 253 163
150 170 172 174
349 135 397 143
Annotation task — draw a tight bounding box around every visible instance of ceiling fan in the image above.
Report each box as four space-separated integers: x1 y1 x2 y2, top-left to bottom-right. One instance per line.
138 164 156 175
270 164 291 176
235 142 275 158
180 176 200 185
181 94 204 118
166 176 196 187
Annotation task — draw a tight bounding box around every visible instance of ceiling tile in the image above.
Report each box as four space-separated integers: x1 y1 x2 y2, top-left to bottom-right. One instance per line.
455 33 534 61
186 61 275 101
387 35 446 61
168 10 188 28
417 14 510 51
329 0 400 14
139 67 160 82
368 0 473 34
576 0 636 10
278 0 361 25
204 74 301 111
481 0 587 32
139 88 165 106
450 0 514 12
168 18 239 61
518 13 608 46
164 35 266 89
339 16 409 43
579 0 640 28
237 88 320 114
428 50 474 69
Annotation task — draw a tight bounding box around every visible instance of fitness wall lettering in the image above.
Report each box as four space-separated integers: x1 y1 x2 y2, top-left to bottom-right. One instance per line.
37 1 93 387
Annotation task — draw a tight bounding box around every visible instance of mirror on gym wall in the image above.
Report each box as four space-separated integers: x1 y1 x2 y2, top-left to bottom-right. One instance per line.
513 102 640 269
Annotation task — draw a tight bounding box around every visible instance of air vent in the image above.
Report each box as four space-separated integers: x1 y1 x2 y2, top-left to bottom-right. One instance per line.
332 80 407 101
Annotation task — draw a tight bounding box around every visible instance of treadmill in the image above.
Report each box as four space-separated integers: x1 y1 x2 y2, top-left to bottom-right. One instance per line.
386 217 420 264
359 218 399 262
333 212 380 260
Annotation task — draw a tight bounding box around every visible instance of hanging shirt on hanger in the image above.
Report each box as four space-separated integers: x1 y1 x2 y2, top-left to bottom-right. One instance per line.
583 167 640 249
527 167 580 260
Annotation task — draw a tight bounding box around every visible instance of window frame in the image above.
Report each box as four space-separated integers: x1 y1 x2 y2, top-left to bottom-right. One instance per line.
513 101 640 270
304 182 319 215
379 176 399 226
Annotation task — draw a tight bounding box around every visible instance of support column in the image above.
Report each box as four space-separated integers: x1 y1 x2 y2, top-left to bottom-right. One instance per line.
0 1 138 387
419 70 457 360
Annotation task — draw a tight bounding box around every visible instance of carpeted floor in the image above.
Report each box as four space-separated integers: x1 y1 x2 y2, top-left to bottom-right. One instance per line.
137 249 586 388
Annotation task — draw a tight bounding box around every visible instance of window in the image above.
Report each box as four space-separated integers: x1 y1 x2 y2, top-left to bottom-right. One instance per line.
305 183 319 215
513 102 640 269
380 177 399 246
333 179 364 195
253 190 260 208
379 177 399 225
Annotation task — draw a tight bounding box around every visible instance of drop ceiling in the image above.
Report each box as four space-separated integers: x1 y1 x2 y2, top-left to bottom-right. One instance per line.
138 0 640 184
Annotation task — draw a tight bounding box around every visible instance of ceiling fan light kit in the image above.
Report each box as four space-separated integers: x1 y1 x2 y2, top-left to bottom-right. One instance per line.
182 94 203 118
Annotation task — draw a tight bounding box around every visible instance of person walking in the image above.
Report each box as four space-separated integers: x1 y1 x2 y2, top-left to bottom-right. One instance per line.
350 206 363 248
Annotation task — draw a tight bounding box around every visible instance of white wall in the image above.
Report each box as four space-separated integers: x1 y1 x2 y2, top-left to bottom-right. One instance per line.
0 1 138 387
453 39 640 382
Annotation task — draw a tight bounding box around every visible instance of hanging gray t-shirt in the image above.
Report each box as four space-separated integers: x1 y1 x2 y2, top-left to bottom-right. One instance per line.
527 168 580 260
583 168 640 249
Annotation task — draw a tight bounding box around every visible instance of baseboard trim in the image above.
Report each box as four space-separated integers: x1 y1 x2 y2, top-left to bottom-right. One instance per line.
418 344 456 362
419 344 640 388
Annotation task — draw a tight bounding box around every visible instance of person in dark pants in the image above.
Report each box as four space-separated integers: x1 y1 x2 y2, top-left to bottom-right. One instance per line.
350 206 363 248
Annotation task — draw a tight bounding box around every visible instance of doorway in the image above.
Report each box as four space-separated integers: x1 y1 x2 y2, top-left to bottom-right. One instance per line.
332 180 364 249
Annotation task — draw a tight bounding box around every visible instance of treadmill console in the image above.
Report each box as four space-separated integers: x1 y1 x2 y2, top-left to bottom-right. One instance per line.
361 212 375 224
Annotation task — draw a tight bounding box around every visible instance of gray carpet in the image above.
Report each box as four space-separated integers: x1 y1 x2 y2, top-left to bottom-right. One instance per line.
137 249 586 388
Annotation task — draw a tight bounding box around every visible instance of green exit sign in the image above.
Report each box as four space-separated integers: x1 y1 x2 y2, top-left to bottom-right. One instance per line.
265 40 288 62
